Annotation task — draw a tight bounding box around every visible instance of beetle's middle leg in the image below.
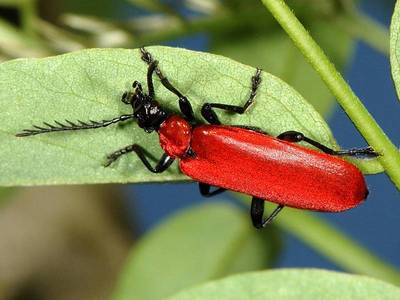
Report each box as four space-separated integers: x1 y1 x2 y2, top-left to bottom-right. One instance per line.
104 144 174 172
199 182 226 197
251 197 284 229
201 68 262 125
277 131 378 157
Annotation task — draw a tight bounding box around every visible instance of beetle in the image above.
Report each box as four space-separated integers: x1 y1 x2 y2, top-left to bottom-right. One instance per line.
17 48 377 229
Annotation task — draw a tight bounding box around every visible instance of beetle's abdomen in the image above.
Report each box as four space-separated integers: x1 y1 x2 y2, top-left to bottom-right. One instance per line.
180 126 368 212
159 115 191 158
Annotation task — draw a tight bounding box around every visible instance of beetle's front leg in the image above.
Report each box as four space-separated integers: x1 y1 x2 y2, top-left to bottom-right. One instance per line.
105 144 174 172
140 47 195 121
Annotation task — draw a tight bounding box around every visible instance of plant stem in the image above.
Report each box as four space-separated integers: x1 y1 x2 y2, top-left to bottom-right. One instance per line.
235 194 400 284
260 0 400 190
335 12 390 56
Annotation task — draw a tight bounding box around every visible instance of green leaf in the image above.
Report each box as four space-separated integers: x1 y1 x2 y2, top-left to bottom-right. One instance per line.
211 20 354 117
0 46 337 186
391 0 400 100
112 202 280 300
168 269 400 300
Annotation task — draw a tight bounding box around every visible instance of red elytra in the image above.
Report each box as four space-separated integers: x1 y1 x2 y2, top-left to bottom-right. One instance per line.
159 115 368 212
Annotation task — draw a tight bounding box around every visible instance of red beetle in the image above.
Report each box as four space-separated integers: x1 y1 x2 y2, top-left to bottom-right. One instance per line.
17 48 376 229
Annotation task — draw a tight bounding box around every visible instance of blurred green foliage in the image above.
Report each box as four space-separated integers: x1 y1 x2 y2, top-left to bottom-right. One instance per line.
113 203 280 300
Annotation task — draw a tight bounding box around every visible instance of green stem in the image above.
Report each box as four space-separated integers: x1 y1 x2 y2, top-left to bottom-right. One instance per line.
235 194 400 285
260 0 400 190
335 12 390 57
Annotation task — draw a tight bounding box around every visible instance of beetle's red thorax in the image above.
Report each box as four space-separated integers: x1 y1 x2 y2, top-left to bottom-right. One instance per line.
158 115 191 158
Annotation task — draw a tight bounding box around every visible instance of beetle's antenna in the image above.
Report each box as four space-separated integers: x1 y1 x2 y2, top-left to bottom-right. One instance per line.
16 114 134 137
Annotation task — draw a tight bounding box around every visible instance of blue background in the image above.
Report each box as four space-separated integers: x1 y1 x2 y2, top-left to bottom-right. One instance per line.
124 0 400 271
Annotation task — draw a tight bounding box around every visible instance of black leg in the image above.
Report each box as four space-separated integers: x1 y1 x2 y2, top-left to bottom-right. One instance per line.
250 197 284 229
146 61 157 98
16 114 134 137
105 144 174 172
277 131 379 157
201 68 262 125
199 182 226 197
140 47 195 121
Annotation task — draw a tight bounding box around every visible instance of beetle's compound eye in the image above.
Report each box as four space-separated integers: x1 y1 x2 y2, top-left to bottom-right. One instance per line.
133 81 143 92
121 91 131 104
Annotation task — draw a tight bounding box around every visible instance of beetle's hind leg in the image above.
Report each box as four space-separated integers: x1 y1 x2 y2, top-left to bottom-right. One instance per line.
199 182 226 197
277 131 379 158
140 47 195 121
251 197 284 229
201 68 262 125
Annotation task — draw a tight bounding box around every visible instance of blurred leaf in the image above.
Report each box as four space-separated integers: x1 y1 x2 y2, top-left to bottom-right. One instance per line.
126 0 183 18
0 18 49 58
61 14 132 48
113 202 280 300
0 188 15 207
0 0 33 6
35 19 87 53
1 46 338 186
184 0 223 15
167 269 400 300
219 0 337 16
62 0 124 19
0 188 14 198
211 20 354 117
390 0 400 100
335 13 389 57
269 202 400 284
62 13 122 34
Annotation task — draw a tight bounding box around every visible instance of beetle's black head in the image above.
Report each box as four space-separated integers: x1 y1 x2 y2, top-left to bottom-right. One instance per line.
121 81 167 132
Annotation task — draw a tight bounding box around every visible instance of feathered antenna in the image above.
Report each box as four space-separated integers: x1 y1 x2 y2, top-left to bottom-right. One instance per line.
16 114 134 137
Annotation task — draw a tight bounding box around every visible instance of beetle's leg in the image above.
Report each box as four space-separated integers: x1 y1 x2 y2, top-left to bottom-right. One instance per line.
199 182 226 197
16 114 134 137
277 131 379 157
105 144 174 172
140 47 195 121
201 68 262 125
251 197 284 229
